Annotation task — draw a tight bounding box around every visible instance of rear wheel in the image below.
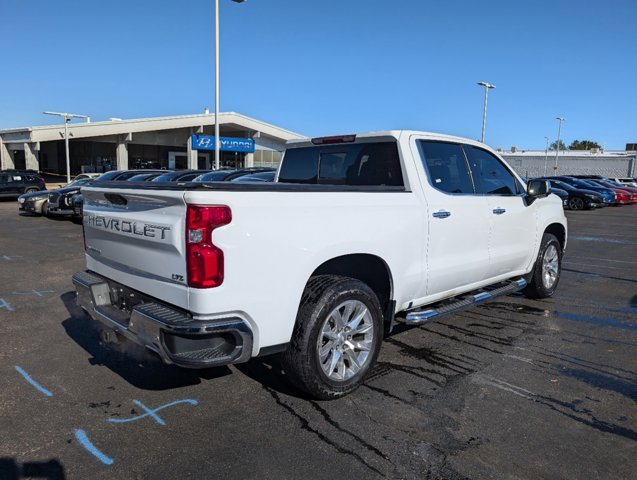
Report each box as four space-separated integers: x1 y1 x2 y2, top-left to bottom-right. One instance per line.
282 275 384 400
568 197 584 210
523 233 562 299
24 187 38 194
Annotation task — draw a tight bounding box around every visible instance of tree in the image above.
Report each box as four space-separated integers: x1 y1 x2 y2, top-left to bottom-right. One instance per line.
569 139 601 150
549 140 567 151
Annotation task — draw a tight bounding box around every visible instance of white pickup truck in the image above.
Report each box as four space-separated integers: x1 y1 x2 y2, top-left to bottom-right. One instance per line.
73 131 567 399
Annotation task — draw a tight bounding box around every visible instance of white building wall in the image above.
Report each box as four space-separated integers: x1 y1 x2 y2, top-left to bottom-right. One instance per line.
501 152 637 178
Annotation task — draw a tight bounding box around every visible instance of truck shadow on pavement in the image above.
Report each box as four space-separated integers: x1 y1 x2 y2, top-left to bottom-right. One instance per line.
0 458 65 480
60 292 232 391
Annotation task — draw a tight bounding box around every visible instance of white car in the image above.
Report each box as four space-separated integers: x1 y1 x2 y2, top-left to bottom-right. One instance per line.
73 173 103 181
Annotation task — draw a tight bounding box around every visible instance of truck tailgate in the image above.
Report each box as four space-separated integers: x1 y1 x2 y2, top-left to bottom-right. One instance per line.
81 186 189 309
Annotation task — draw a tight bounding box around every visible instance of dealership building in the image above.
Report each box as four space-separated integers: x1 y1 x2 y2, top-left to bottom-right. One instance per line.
0 112 304 175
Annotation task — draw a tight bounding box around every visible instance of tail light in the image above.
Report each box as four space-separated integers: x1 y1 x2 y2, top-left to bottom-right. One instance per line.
311 134 356 145
186 205 232 288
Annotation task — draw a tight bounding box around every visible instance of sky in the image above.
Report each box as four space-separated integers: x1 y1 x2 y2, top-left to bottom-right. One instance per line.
1 0 635 150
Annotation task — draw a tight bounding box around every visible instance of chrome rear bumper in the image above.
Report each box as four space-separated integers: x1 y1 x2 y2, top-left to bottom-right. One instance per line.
72 271 253 368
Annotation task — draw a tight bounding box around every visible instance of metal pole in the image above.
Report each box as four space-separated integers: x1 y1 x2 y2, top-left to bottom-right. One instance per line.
64 115 70 183
554 117 564 173
481 86 488 143
477 82 495 143
543 139 548 176
214 0 220 170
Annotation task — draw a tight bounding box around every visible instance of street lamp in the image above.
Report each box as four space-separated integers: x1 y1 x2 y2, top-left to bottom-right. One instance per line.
477 81 496 143
554 117 565 173
214 0 246 170
43 111 91 183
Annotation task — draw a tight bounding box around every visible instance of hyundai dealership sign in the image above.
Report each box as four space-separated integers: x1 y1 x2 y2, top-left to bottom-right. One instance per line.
192 135 255 153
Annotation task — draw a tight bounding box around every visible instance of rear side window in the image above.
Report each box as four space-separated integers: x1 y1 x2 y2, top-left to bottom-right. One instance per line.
465 146 519 195
278 142 403 186
418 141 474 194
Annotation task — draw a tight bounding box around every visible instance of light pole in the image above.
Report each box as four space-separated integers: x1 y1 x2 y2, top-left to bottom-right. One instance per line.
477 81 496 143
214 0 246 170
543 136 549 176
43 111 90 183
554 117 564 173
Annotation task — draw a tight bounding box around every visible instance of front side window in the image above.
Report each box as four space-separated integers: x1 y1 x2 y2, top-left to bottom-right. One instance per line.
465 146 519 195
418 141 474 194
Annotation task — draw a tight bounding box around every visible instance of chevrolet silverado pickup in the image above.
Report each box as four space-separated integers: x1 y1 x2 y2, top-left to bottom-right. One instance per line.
73 131 567 399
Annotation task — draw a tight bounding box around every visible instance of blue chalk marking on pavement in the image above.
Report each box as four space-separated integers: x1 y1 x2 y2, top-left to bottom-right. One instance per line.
75 429 114 465
108 399 198 425
15 366 53 397
0 298 15 312
11 289 55 297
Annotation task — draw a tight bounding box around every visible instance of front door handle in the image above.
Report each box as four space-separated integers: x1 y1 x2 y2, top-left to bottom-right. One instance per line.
492 208 506 215
432 210 451 219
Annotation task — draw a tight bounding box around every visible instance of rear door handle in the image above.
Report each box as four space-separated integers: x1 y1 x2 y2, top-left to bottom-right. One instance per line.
432 210 451 219
492 208 506 215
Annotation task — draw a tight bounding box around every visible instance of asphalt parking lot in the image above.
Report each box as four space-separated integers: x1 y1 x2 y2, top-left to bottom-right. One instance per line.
1 200 636 480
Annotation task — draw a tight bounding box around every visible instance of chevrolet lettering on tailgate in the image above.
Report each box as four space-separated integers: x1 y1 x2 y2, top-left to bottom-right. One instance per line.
84 214 171 240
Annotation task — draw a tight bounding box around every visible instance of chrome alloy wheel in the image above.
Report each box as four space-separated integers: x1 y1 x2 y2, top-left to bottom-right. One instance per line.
317 299 374 381
542 244 559 289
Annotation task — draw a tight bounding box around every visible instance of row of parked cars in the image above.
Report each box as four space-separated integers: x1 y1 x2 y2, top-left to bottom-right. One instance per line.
539 175 637 210
14 167 276 220
7 168 637 219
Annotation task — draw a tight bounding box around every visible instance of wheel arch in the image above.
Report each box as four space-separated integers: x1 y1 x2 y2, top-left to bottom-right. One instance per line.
544 222 566 252
309 254 394 333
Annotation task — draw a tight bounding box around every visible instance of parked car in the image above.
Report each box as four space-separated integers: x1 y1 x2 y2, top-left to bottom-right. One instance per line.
47 178 94 217
74 173 103 181
126 173 163 181
614 177 637 187
590 179 637 203
549 176 617 205
583 179 635 205
193 169 239 182
72 193 83 218
152 170 213 182
225 168 276 181
230 170 276 182
17 190 51 215
542 178 609 210
0 171 46 198
94 169 166 181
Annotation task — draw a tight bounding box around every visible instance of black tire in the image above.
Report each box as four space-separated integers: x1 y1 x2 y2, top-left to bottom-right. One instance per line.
40 200 49 216
281 275 384 400
24 187 38 194
523 233 562 299
568 197 584 210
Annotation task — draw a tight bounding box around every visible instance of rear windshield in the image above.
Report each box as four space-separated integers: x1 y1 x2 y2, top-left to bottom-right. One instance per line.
278 142 403 186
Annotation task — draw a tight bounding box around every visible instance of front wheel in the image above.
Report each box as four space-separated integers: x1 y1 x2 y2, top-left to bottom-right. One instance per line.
282 275 384 400
40 200 49 216
523 233 562 299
